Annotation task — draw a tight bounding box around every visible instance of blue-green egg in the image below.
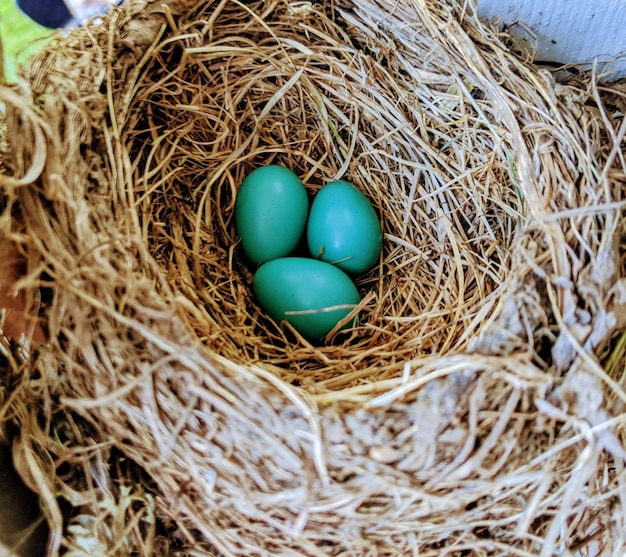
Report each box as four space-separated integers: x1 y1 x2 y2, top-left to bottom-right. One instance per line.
307 180 382 275
234 165 309 264
253 257 361 340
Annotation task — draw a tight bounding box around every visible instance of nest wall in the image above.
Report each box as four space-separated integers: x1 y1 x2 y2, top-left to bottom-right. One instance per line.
0 0 625 555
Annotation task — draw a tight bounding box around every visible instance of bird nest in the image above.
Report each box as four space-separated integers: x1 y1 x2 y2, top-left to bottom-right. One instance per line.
1 0 626 554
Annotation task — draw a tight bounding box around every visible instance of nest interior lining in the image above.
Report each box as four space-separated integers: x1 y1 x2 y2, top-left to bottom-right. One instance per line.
118 0 524 392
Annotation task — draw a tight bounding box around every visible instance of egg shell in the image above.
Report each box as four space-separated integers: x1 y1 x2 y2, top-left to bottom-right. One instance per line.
253 257 361 340
307 180 382 274
234 165 309 264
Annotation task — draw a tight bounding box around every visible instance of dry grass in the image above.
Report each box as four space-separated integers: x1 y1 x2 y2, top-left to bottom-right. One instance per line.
0 0 625 555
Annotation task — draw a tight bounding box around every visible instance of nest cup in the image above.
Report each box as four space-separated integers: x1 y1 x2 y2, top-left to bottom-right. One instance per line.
1 0 626 555
121 0 521 386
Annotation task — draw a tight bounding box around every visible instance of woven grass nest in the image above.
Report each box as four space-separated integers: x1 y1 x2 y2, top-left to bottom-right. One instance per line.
1 0 626 554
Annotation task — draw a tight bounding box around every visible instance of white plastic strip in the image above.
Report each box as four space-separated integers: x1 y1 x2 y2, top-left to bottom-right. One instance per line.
477 0 626 79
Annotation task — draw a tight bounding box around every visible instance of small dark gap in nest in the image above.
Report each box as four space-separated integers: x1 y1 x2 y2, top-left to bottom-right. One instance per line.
616 242 626 288
533 326 556 371
600 327 626 389
532 279 558 371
